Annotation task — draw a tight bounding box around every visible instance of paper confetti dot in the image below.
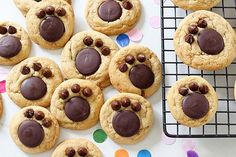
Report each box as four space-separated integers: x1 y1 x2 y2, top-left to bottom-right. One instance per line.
182 139 196 151
93 129 107 143
0 80 6 93
127 28 143 42
137 150 152 157
161 133 176 145
187 150 199 157
115 149 129 157
149 16 160 29
116 34 130 47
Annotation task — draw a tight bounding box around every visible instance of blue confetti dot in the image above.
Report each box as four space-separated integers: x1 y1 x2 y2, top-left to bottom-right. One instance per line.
187 150 199 157
137 149 152 157
116 34 130 47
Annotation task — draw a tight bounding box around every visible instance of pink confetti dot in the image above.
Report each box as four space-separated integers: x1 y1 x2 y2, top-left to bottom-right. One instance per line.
0 80 6 93
126 28 143 42
161 133 176 145
149 16 160 29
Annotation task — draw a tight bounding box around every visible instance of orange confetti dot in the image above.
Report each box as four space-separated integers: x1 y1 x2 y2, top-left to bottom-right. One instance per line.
115 149 129 157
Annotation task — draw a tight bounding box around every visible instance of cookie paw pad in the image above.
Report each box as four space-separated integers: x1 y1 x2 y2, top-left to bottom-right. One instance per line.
75 36 111 76
58 84 93 122
65 147 88 157
36 6 66 42
119 54 154 89
179 82 209 119
185 19 224 55
20 63 53 100
111 97 141 137
0 25 22 58
18 108 52 147
98 0 133 22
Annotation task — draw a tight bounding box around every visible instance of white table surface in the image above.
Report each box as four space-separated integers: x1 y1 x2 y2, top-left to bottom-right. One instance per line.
0 0 236 157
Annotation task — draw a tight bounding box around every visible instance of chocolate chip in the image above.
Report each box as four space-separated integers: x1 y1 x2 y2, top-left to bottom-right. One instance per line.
178 86 189 96
45 6 55 15
71 84 80 93
78 147 88 156
65 97 90 122
59 89 69 99
112 110 140 137
98 0 122 22
75 48 101 76
8 26 17 34
24 109 34 118
119 63 128 72
42 118 52 128
125 55 135 64
56 7 66 16
82 87 92 97
33 63 42 71
199 84 209 94
0 26 7 34
65 147 76 157
131 102 141 112
182 93 209 119
189 82 199 91
101 46 110 56
185 34 194 44
36 10 46 18
18 120 44 147
40 16 65 42
0 36 22 58
34 111 45 120
121 97 131 107
197 19 207 28
188 25 198 34
83 36 93 46
111 100 121 111
21 66 30 75
197 28 224 55
42 68 52 78
95 39 103 48
122 1 133 10
129 64 154 89
137 54 146 62
20 77 47 100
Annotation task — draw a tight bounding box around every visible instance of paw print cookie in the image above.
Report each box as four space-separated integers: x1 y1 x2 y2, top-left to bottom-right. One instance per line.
14 0 71 16
52 139 102 157
0 21 31 65
9 106 60 153
171 0 220 10
174 10 236 71
167 76 218 127
109 45 162 97
26 0 74 49
85 0 141 35
6 57 63 108
50 79 104 130
0 95 3 119
61 31 119 88
100 93 153 144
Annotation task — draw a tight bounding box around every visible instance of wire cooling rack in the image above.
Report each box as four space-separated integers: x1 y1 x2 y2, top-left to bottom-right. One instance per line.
161 0 236 138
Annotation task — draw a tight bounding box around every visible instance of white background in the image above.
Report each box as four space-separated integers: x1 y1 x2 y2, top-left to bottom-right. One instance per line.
0 0 236 157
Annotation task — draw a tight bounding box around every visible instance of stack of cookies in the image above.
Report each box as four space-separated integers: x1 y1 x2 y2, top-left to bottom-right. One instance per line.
0 0 163 155
167 0 236 127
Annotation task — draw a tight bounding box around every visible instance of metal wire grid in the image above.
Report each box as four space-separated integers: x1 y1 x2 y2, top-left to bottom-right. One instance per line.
161 0 236 138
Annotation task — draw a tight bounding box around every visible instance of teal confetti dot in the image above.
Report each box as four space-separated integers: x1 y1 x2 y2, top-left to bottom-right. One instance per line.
187 150 199 157
137 149 152 157
93 129 107 143
116 34 130 47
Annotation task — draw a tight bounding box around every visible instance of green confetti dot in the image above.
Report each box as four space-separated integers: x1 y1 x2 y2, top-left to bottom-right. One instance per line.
93 129 107 143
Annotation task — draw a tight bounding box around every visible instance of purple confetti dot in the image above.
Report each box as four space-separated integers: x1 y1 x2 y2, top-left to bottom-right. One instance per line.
116 34 130 47
137 149 151 157
187 150 199 157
